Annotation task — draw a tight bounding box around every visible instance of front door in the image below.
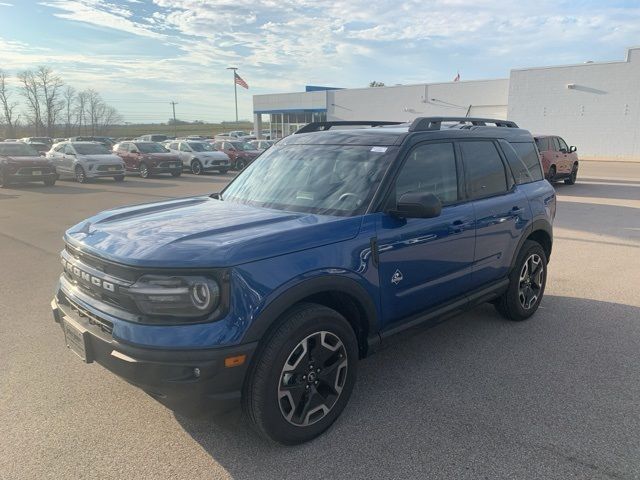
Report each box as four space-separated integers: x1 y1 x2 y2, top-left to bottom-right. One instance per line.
377 141 475 325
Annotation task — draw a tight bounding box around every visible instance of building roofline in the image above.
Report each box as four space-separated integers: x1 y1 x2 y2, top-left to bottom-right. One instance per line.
510 46 639 73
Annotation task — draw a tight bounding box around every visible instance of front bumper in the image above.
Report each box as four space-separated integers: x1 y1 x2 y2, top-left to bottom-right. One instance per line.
7 169 57 182
86 166 125 178
51 295 256 414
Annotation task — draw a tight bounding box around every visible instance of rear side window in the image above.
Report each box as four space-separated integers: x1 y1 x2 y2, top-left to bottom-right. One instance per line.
534 137 549 152
460 141 508 199
395 142 458 204
507 142 544 184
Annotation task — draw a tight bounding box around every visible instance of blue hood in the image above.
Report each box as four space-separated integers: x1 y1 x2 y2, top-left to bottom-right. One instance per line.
64 196 362 268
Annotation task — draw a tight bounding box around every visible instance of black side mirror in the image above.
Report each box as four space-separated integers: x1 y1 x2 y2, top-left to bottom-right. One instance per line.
569 146 577 153
391 192 442 218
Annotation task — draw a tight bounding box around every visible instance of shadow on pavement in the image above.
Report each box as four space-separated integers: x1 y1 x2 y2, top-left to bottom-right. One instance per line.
554 180 640 201
175 296 640 480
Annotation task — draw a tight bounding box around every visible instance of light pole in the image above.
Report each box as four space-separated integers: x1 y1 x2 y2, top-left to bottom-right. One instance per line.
227 67 239 125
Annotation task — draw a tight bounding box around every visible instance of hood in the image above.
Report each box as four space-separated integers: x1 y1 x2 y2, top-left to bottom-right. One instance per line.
199 151 228 159
79 154 122 163
2 155 50 166
64 197 362 268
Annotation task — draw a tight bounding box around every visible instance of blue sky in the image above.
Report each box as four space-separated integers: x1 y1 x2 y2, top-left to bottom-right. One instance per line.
1 0 639 123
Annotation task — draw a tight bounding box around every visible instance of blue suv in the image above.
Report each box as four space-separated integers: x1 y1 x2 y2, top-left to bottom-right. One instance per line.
51 117 556 444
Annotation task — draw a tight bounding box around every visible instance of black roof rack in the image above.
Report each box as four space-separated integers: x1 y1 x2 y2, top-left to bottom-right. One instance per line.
294 121 403 134
409 117 518 132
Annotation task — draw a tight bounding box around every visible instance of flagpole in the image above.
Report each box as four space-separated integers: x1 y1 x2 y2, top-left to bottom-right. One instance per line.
227 67 239 125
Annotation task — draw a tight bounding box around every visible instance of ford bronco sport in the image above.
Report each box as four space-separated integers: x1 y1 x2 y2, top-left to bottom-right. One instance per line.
51 117 556 445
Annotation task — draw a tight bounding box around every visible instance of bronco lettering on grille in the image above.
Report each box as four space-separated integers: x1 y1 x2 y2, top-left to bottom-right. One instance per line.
62 258 115 292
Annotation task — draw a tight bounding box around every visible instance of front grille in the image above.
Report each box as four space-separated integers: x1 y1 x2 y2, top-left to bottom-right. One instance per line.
60 292 114 335
96 165 123 172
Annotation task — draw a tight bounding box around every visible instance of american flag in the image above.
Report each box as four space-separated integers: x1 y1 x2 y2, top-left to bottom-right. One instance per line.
453 71 460 82
234 72 249 89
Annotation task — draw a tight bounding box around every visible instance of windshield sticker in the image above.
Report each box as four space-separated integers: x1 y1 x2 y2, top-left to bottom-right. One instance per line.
296 191 314 201
370 146 387 153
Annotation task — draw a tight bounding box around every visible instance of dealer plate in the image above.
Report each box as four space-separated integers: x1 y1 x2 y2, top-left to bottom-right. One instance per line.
32 170 42 176
62 317 93 363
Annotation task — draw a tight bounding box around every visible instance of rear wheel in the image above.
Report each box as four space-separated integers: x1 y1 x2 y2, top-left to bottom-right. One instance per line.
564 164 578 185
0 171 11 188
495 240 547 321
218 168 229 174
75 165 87 183
235 159 247 170
43 177 56 187
171 171 182 177
243 303 358 445
139 162 150 178
191 159 203 175
547 165 556 182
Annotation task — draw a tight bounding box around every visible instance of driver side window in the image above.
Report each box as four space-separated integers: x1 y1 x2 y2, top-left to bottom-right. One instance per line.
394 142 458 205
64 145 75 155
179 143 190 152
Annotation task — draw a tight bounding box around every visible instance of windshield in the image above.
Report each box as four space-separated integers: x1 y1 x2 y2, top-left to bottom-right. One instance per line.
222 144 391 216
231 142 253 151
0 143 40 157
137 142 169 153
74 143 111 155
189 142 214 152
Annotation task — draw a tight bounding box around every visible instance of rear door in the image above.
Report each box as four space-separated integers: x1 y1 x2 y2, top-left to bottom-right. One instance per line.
458 140 531 289
555 136 572 174
376 141 475 325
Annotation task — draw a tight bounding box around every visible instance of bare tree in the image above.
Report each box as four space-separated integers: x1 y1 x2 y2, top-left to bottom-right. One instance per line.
18 69 42 134
62 85 76 137
36 66 64 136
75 89 89 135
86 89 101 136
96 105 122 134
0 70 20 138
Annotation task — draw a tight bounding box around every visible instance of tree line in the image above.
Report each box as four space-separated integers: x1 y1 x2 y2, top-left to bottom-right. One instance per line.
0 66 122 139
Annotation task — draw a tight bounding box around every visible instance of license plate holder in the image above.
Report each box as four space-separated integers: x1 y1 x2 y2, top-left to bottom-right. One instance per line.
32 170 42 176
62 317 93 363
108 167 118 172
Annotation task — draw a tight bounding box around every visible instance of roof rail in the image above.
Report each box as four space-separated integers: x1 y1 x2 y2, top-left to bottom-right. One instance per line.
409 117 518 132
294 121 403 134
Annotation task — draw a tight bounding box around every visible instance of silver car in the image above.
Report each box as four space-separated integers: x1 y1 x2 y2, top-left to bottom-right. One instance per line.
166 140 230 175
47 141 125 183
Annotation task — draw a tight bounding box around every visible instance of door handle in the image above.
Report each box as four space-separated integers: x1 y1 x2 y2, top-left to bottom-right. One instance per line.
449 219 472 234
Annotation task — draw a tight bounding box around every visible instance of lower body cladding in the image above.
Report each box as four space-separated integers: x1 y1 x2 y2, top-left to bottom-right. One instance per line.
51 294 257 414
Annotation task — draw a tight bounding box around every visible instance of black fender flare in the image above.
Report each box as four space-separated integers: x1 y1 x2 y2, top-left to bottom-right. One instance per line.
242 274 379 347
510 218 553 270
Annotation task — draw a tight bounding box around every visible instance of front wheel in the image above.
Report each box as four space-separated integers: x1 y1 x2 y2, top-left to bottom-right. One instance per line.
191 159 203 175
75 165 87 183
0 172 11 188
235 159 246 170
495 240 547 321
218 168 229 174
564 164 578 185
113 175 125 182
43 177 56 187
171 171 182 177
243 303 358 445
139 162 150 178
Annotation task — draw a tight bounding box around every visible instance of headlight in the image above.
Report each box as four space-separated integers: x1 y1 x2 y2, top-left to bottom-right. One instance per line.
125 275 221 318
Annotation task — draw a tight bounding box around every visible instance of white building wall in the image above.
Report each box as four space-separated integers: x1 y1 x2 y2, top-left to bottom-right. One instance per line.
253 90 327 113
508 47 640 160
326 79 509 122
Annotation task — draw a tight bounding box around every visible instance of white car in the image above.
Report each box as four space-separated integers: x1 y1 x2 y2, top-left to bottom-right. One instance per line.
47 141 125 183
166 140 230 175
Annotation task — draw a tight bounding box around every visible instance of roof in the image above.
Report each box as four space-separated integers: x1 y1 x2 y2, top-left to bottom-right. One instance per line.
281 124 534 147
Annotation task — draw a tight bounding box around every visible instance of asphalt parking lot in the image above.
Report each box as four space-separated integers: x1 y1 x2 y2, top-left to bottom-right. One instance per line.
1 161 639 480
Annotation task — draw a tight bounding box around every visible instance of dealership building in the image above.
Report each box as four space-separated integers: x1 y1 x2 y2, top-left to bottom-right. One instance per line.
253 47 640 161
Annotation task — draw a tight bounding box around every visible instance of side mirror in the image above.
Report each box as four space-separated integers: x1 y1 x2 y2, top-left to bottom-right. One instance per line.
569 146 577 153
391 192 442 219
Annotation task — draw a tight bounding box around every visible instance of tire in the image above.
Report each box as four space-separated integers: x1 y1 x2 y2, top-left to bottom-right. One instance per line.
171 171 182 177
564 164 578 185
235 159 247 170
43 177 56 187
495 240 548 321
113 175 125 182
547 166 556 182
218 168 229 174
75 165 87 183
243 303 358 445
139 162 150 178
191 159 203 175
0 172 10 188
